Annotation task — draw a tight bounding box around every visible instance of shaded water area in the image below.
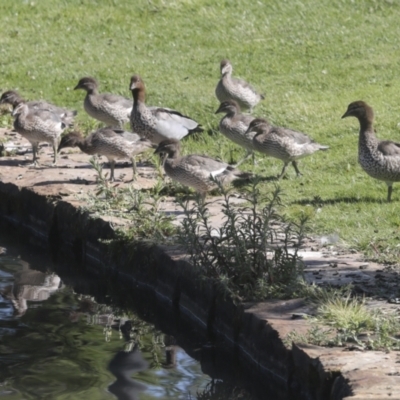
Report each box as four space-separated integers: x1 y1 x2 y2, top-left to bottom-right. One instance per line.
0 234 259 400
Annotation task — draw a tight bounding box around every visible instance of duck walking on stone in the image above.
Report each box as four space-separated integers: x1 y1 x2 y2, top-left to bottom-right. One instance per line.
0 90 76 127
155 138 253 201
12 102 67 166
58 128 154 181
129 75 203 144
246 118 329 179
342 101 400 202
74 77 132 128
215 100 257 165
215 59 264 113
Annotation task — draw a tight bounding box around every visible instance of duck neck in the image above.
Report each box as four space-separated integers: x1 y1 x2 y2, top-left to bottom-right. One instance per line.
358 117 377 148
10 95 24 108
87 87 98 96
74 136 88 152
225 108 236 118
166 148 180 162
132 88 145 108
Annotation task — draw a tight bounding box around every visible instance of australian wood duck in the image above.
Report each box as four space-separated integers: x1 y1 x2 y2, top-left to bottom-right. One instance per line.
342 101 400 202
129 75 203 144
58 128 153 181
155 138 253 201
12 102 66 165
74 77 132 128
0 90 76 127
246 118 329 178
215 60 264 112
215 100 256 165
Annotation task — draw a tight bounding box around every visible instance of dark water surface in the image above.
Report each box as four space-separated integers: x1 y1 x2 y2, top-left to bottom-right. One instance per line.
0 236 256 400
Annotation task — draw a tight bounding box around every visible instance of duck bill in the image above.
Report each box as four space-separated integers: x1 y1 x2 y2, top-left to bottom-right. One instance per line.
341 110 350 119
215 104 224 114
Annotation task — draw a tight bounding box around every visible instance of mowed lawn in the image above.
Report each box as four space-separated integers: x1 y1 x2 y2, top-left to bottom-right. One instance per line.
1 0 400 263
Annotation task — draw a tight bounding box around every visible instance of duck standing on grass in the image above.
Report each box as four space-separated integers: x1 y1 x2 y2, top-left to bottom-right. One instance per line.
11 102 67 166
74 77 132 128
58 128 154 182
215 59 264 113
155 138 253 201
129 75 203 144
245 118 329 179
215 100 257 166
0 90 76 127
342 101 400 202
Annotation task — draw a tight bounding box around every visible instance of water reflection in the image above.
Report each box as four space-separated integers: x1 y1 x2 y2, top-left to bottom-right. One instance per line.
0 245 253 400
108 343 148 400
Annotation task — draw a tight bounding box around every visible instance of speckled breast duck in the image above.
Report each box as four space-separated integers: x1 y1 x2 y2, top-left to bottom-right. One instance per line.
246 118 329 178
342 100 400 202
74 77 132 128
58 127 153 181
0 90 76 127
155 138 253 201
129 75 203 144
215 59 264 112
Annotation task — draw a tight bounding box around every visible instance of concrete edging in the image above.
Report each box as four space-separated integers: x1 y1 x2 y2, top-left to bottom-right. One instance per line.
0 180 362 400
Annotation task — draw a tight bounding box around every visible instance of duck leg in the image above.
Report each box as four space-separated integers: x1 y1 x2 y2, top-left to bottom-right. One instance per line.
29 142 39 167
278 162 289 179
131 156 137 181
109 159 116 182
52 138 58 165
234 150 254 167
387 184 393 202
291 161 302 177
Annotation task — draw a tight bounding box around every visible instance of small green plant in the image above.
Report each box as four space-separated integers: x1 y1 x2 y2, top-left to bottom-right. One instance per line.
286 290 400 350
178 180 308 301
81 157 176 241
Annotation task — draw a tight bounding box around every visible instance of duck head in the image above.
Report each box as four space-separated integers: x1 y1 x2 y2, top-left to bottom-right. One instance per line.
74 77 98 93
244 118 270 135
154 138 181 161
0 90 22 107
220 59 233 76
215 100 240 115
342 101 374 122
57 131 84 152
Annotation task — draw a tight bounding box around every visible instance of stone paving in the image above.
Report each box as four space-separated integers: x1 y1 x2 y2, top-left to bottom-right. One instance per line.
1 127 400 399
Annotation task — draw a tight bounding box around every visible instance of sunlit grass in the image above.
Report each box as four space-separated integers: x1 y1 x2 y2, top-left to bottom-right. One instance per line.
1 0 400 262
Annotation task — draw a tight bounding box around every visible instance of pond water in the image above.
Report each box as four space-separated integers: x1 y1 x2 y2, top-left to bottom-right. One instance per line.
0 237 256 400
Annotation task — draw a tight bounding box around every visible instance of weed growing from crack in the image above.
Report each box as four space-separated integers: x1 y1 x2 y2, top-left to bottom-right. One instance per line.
177 180 308 301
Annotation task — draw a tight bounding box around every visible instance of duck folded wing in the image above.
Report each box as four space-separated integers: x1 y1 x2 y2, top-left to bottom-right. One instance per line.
152 108 202 140
272 126 313 144
101 93 132 108
183 155 228 172
232 77 263 97
378 140 400 156
153 108 200 129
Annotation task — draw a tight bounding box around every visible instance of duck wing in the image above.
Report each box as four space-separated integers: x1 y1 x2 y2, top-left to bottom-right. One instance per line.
378 140 400 156
231 77 264 98
272 126 313 144
101 93 132 109
152 108 202 140
182 154 229 178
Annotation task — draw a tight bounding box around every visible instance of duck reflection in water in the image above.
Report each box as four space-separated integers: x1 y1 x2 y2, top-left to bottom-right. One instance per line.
1 260 61 317
108 342 149 400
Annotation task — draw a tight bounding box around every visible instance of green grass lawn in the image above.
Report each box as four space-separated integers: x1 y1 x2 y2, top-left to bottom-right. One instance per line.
1 0 400 263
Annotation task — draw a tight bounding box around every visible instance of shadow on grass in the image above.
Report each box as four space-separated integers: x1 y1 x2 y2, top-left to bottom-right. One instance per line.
292 195 388 206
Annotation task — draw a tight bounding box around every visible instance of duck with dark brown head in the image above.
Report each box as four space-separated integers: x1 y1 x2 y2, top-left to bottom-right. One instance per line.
342 100 400 202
